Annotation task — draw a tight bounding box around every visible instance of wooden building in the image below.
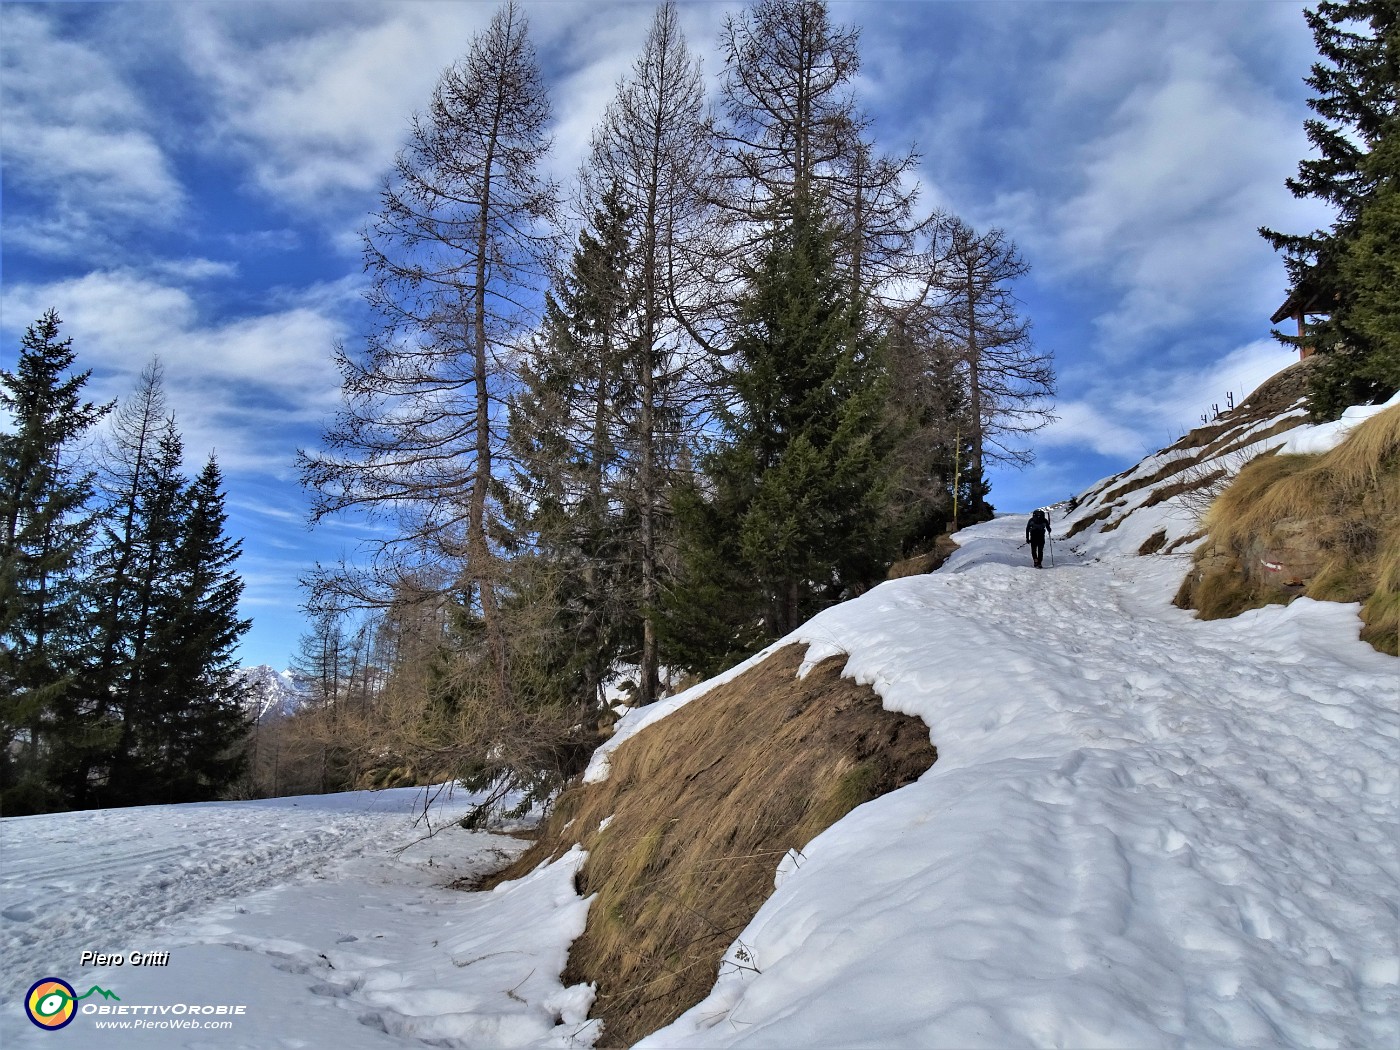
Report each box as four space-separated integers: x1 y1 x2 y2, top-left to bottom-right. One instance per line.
1271 287 1330 360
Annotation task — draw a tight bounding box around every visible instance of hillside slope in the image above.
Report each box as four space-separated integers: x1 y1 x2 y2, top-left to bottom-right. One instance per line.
552 370 1399 1048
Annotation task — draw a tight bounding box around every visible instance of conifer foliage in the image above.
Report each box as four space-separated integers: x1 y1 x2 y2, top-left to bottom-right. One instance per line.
0 312 111 812
1262 0 1399 416
505 184 642 715
1 320 250 815
666 202 897 672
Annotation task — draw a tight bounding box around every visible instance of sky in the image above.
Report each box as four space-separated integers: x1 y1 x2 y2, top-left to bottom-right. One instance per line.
0 0 1331 670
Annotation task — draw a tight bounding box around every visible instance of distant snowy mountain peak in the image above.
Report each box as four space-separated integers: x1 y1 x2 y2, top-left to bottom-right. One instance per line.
237 664 305 722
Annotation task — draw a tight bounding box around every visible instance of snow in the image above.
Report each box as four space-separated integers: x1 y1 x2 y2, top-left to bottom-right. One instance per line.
4 400 1397 1048
1 786 595 1048
1278 389 1400 454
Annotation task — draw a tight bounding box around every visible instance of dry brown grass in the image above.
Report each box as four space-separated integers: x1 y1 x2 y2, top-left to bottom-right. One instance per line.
485 645 936 1046
887 533 962 579
1138 529 1168 556
1101 458 1195 506
1072 366 1316 545
1200 414 1311 463
1178 405 1400 654
1141 468 1227 510
1163 530 1206 556
1065 504 1119 539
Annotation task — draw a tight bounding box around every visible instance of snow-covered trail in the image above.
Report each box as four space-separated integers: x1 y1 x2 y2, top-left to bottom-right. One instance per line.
0 788 471 1002
1 787 595 1049
639 513 1400 1048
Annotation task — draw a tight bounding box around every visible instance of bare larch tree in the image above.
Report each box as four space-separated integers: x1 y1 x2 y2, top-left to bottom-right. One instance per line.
922 217 1056 509
299 1 557 702
714 0 931 313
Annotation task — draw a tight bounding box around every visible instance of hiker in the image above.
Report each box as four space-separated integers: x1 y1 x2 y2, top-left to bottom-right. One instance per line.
1026 509 1051 568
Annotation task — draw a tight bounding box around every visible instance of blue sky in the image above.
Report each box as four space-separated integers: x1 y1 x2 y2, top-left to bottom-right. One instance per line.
1 0 1328 669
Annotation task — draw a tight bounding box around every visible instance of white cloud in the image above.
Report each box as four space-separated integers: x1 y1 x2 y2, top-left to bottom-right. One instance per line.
170 3 735 224
873 4 1325 363
147 257 241 282
1052 44 1299 347
1 270 348 477
1034 9 1334 358
1050 338 1294 462
535 2 730 190
173 4 495 212
1039 401 1149 457
0 8 184 256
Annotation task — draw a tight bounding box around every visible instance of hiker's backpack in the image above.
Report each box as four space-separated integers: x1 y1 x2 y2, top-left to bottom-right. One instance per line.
1029 510 1048 536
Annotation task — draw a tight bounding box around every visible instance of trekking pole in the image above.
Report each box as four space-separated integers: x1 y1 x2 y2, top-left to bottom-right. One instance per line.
1049 537 1055 567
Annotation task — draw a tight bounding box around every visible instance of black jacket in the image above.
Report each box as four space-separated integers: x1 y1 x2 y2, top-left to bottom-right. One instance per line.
1026 512 1051 542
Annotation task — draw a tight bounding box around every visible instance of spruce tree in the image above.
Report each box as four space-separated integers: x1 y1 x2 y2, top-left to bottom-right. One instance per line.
85 369 250 807
883 317 975 545
1337 126 1400 390
0 311 111 814
142 456 251 804
666 200 897 670
505 184 641 716
583 1 713 701
1262 0 1399 416
101 425 189 805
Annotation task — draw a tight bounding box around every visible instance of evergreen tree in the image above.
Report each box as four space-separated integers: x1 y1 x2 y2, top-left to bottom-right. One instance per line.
1336 126 1400 393
883 316 976 545
100 424 189 805
1262 0 1399 416
505 184 641 716
0 311 111 814
84 369 250 807
582 1 713 701
139 457 251 804
665 201 897 671
77 361 179 806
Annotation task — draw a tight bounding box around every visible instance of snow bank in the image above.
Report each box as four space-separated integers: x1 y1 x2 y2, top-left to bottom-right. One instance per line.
581 390 1398 1049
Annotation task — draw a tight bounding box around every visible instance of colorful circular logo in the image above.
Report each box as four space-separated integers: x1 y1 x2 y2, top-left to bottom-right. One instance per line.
25 978 77 1030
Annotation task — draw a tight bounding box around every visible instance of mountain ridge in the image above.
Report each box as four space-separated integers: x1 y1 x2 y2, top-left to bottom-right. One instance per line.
236 664 304 722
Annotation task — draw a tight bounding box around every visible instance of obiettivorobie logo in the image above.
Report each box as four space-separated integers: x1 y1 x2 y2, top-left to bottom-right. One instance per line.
24 978 120 1031
22 974 248 1034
